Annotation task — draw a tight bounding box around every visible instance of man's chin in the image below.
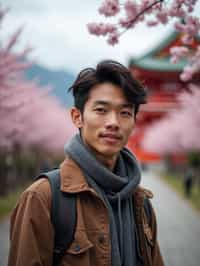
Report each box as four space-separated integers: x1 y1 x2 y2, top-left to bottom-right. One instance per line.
99 147 121 157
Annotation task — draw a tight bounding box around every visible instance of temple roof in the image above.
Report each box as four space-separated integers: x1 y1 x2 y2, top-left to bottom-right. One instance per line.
130 56 187 72
129 30 199 72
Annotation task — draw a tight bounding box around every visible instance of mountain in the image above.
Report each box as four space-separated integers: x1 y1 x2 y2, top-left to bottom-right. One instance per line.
25 63 75 107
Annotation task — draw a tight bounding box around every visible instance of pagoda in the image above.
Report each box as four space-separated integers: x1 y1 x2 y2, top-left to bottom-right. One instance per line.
128 31 200 163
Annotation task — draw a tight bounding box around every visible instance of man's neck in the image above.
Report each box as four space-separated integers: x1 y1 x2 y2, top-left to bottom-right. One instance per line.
85 144 118 171
94 153 118 171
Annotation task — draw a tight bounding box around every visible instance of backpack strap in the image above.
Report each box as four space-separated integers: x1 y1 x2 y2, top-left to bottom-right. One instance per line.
143 197 152 225
36 169 77 266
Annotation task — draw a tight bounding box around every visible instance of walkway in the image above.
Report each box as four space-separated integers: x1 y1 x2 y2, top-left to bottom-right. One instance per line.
142 170 200 266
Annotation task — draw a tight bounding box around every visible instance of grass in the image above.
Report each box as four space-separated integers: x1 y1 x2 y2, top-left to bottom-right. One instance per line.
189 185 200 212
0 187 25 220
161 172 200 212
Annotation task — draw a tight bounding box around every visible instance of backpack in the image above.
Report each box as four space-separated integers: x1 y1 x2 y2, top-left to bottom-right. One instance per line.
36 169 152 266
36 169 77 266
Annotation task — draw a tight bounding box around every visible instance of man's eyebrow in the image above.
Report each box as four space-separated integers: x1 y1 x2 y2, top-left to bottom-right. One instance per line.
93 101 134 108
93 100 109 106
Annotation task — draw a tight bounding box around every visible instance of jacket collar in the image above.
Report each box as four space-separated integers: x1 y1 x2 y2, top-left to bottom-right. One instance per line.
60 156 93 193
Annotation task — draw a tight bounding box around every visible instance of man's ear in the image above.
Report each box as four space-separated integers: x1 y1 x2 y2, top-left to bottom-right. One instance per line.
70 107 83 129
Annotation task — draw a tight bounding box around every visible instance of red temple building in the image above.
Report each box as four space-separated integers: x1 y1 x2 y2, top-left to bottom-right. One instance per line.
127 31 200 163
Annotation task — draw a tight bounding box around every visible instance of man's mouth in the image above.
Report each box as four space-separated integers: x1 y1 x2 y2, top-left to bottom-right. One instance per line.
100 133 122 144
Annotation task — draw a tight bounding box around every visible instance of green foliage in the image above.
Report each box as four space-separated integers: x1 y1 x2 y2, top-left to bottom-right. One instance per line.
0 187 25 219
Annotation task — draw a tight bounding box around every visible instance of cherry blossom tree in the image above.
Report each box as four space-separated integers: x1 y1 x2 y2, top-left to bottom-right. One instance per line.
0 80 76 153
0 5 76 194
87 0 200 81
142 84 200 154
0 6 76 154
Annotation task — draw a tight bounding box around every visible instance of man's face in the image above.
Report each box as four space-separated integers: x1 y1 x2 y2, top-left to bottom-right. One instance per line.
71 82 135 158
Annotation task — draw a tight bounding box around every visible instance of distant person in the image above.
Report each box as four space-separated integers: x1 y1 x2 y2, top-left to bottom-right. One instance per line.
8 60 164 266
184 168 194 197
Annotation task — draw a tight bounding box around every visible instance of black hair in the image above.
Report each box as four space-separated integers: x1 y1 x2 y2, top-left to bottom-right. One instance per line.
68 60 147 120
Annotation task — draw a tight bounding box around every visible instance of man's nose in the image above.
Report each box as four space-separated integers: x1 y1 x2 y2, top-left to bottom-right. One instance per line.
105 112 119 130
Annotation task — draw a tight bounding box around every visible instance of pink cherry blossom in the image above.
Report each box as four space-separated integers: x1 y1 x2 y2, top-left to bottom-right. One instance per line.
87 22 116 36
124 0 138 19
98 0 120 17
156 10 168 24
168 4 185 17
170 46 190 62
107 31 119 45
146 20 159 27
180 45 200 81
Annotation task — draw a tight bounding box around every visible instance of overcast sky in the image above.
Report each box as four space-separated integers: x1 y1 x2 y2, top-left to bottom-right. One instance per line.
2 0 200 74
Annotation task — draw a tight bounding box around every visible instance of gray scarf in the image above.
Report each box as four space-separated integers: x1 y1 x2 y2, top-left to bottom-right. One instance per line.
64 134 142 266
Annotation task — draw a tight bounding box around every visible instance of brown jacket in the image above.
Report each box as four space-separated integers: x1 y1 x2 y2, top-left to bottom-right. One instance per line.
8 157 164 266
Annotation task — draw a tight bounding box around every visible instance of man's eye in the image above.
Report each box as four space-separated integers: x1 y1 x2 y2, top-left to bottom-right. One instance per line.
94 108 106 113
121 111 132 117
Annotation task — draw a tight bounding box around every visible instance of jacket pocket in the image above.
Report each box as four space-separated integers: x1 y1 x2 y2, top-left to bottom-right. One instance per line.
66 230 94 255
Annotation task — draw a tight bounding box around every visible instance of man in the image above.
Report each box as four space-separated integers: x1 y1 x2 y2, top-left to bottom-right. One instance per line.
8 60 164 266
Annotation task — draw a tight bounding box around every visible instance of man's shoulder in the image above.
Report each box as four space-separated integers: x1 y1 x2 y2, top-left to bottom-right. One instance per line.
19 177 52 208
26 177 50 193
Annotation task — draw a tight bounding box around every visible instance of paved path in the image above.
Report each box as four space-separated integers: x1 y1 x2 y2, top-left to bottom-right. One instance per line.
142 170 200 266
0 217 9 266
1 170 200 266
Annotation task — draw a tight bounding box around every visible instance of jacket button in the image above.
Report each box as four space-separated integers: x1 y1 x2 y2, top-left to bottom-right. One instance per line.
98 235 105 244
74 244 81 252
